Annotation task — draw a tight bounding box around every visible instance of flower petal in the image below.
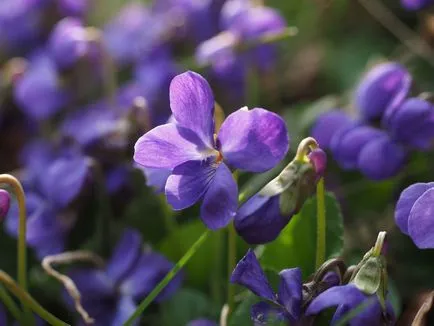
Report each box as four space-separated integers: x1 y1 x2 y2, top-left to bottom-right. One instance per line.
68 269 115 300
105 229 142 283
169 71 215 148
200 163 237 230
111 296 137 326
140 166 171 193
311 110 352 149
395 183 434 235
218 108 289 172
165 159 216 210
230 249 275 301
277 268 302 322
134 123 210 169
408 188 434 248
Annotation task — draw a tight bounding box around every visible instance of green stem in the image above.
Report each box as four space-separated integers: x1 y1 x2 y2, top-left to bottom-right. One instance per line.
227 223 237 314
123 230 211 326
0 271 69 326
0 174 34 323
211 230 223 305
315 178 326 270
0 284 23 324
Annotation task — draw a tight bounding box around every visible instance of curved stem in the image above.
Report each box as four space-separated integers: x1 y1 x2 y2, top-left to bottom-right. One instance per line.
123 230 211 326
315 178 326 270
0 284 23 324
295 137 319 162
0 271 69 326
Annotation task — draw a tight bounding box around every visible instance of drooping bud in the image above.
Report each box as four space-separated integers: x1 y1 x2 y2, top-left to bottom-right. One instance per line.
0 189 10 220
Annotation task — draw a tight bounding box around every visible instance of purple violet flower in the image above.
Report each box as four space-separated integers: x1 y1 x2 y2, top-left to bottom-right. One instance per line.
13 51 69 121
355 62 411 121
395 182 434 248
401 0 434 10
231 249 303 325
134 71 289 229
66 229 182 325
310 110 353 150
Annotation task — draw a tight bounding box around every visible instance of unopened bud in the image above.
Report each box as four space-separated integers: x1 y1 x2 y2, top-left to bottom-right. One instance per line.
0 189 10 220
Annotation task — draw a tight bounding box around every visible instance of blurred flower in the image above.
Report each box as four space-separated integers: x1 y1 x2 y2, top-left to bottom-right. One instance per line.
0 189 10 220
187 320 217 326
356 62 411 121
13 51 69 121
220 0 251 28
48 18 101 70
310 110 353 149
235 148 326 244
57 0 89 17
386 98 434 150
231 249 303 325
395 182 434 248
66 229 182 326
5 141 90 259
401 0 434 10
134 71 289 229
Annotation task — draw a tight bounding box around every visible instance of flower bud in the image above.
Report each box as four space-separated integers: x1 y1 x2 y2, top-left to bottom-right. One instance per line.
355 62 411 121
0 189 10 220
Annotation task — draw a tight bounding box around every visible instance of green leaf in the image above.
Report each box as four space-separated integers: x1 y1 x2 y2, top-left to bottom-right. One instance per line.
158 220 217 289
160 289 219 326
260 192 344 278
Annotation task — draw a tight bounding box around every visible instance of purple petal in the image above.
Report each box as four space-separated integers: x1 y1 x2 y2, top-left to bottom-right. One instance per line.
357 134 407 180
308 148 327 178
165 159 217 210
105 229 142 283
311 110 352 149
68 269 115 300
408 188 434 248
121 252 182 302
39 153 89 207
200 162 237 230
134 123 211 169
140 166 171 193
110 296 137 326
169 71 215 148
395 183 434 235
234 195 290 244
251 302 286 326
219 107 289 172
230 249 275 301
277 268 302 322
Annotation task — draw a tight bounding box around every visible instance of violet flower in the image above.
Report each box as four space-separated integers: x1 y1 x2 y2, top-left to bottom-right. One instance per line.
306 284 394 326
355 62 411 121
66 229 182 325
5 141 90 259
231 249 302 325
13 51 69 121
134 71 288 229
310 110 353 150
395 182 434 248
401 0 434 10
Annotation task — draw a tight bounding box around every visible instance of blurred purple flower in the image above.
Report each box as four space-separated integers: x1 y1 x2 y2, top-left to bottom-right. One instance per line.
401 0 434 10
306 284 394 326
395 182 434 248
57 0 89 17
187 320 217 326
13 51 69 121
66 229 182 326
5 141 90 259
386 98 434 150
134 71 289 229
48 18 100 69
231 249 302 325
355 62 411 121
220 0 251 29
0 189 10 220
310 110 353 149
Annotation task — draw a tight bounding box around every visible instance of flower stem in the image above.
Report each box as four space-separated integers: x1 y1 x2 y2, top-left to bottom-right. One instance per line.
0 174 34 323
123 230 211 326
227 223 237 314
0 284 23 324
0 271 69 326
315 178 326 270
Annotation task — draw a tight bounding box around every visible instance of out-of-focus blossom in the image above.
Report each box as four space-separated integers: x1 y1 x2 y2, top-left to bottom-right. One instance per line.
48 18 101 69
386 98 434 150
220 0 251 28
134 71 289 230
0 189 10 220
187 320 218 326
13 51 69 121
5 141 90 259
310 110 353 149
401 0 434 10
66 229 182 326
57 0 89 17
355 62 411 121
395 182 434 248
231 249 303 325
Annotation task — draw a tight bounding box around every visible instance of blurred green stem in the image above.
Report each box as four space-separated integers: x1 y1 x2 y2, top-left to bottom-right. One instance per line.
0 284 23 324
0 271 69 326
227 223 237 314
315 178 326 270
0 174 34 324
124 230 211 326
211 230 223 305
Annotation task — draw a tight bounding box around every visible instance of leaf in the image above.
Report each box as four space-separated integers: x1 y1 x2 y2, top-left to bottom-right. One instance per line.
158 220 217 289
160 289 219 326
260 192 344 278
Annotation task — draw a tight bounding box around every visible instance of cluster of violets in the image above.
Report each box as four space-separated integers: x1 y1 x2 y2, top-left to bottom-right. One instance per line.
312 61 434 181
